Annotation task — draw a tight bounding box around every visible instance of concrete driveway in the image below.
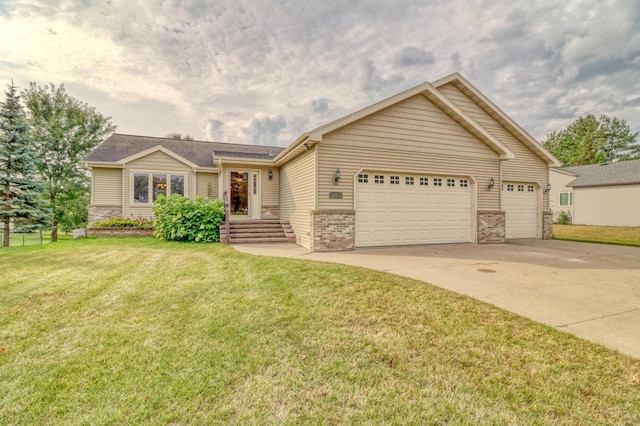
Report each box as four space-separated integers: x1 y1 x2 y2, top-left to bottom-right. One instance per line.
234 240 640 359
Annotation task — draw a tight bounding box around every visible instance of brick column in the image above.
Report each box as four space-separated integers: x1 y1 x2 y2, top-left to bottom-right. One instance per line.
477 211 505 244
310 210 355 251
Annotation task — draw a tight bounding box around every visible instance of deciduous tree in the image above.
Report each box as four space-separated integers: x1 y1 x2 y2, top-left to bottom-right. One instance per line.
23 83 116 241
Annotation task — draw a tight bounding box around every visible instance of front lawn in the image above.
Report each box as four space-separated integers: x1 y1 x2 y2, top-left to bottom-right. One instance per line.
1 238 639 424
553 224 640 247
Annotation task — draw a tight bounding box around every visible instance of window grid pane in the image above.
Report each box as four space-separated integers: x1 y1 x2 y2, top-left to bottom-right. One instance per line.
405 176 414 185
518 184 524 192
447 178 455 187
171 175 185 196
420 177 428 186
433 178 442 187
358 174 369 183
374 175 385 184
153 174 167 202
134 173 149 203
460 179 468 187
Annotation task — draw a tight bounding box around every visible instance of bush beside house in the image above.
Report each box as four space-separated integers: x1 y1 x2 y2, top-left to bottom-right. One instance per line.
153 194 225 243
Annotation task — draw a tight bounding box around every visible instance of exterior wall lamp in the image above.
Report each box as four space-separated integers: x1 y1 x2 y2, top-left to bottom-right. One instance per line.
486 177 495 190
268 170 273 180
544 183 551 193
334 168 341 184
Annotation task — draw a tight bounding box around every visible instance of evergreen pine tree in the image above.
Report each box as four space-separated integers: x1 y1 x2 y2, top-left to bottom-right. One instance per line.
0 82 48 247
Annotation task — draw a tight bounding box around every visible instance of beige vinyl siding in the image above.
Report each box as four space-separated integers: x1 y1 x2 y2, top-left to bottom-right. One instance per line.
91 168 122 205
123 151 193 219
195 172 218 198
573 185 640 226
280 150 316 248
438 83 550 209
316 95 500 211
324 95 497 160
261 167 279 207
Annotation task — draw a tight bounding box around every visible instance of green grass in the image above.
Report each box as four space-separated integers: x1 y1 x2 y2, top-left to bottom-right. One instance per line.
553 224 640 247
1 238 639 424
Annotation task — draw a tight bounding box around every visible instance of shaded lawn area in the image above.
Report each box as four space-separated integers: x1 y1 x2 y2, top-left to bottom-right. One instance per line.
1 238 639 425
553 224 640 247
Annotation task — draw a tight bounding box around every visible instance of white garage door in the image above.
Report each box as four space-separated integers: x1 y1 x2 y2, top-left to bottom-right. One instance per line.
356 172 472 247
502 183 538 239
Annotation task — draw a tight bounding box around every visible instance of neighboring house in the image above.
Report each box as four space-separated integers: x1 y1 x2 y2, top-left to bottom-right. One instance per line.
83 72 560 251
548 168 577 222
550 159 640 226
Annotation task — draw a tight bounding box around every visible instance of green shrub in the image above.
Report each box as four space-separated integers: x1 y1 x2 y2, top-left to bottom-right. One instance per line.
152 194 225 243
555 211 571 225
93 217 155 229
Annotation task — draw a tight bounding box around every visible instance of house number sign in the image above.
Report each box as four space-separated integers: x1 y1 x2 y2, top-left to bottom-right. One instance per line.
329 192 343 199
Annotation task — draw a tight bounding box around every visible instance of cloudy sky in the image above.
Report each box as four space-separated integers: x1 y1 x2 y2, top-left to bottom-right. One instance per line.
1 0 638 147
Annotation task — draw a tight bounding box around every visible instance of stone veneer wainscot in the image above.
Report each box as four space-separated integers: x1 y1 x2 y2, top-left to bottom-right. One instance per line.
477 211 506 244
310 210 355 251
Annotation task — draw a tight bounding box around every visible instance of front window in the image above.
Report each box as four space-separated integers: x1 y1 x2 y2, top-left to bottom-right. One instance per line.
171 175 184 196
153 174 167 202
560 192 573 206
134 174 149 203
132 172 185 204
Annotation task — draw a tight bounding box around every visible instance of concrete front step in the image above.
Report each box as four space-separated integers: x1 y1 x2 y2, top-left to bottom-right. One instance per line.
231 237 293 244
229 232 287 239
228 224 284 230
220 219 296 244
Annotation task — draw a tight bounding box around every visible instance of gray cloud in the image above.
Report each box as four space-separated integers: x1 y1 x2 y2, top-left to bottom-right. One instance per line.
393 46 435 69
310 98 330 114
243 115 287 146
360 58 404 98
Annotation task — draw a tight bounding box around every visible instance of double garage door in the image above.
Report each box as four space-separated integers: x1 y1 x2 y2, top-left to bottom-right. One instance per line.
355 172 472 247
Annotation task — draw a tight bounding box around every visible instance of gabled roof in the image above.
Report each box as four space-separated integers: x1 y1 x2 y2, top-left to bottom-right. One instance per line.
83 134 284 168
561 159 640 187
275 76 517 164
432 73 561 167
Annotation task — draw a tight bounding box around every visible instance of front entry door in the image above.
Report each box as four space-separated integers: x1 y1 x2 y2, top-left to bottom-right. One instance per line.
230 171 249 217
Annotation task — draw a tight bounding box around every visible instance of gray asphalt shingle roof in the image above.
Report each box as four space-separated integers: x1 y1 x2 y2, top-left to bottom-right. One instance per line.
83 134 284 168
562 159 640 187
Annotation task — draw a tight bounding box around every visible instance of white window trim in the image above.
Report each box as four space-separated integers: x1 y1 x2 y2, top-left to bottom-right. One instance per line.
559 192 573 206
130 170 187 206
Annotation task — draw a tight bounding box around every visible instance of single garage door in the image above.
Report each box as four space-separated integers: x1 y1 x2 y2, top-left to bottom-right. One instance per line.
502 182 538 238
356 172 472 247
